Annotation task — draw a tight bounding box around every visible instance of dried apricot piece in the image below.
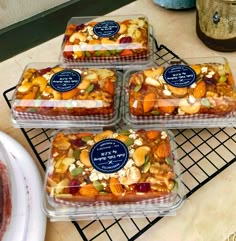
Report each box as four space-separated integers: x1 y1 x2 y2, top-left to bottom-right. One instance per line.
143 92 156 113
79 184 99 197
62 88 79 100
146 130 161 140
157 99 175 114
103 79 115 95
109 177 124 196
193 81 206 99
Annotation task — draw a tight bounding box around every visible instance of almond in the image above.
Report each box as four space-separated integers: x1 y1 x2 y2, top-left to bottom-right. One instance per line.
146 130 161 141
193 81 206 99
143 92 156 113
154 140 171 159
109 177 124 196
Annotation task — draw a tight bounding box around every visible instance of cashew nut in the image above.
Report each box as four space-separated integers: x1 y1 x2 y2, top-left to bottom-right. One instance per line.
94 130 113 143
32 76 48 92
133 146 151 166
179 98 201 114
69 32 87 42
79 149 92 167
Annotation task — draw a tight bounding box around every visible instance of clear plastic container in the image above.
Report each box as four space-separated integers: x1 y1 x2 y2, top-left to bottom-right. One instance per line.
123 56 236 128
42 127 184 221
11 63 121 128
60 15 153 67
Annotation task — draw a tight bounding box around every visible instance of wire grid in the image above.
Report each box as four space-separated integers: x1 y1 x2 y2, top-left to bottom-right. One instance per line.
3 45 236 241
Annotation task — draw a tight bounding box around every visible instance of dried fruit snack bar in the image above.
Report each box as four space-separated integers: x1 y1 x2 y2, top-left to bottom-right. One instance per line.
45 129 178 205
62 16 149 63
128 62 236 117
12 65 118 126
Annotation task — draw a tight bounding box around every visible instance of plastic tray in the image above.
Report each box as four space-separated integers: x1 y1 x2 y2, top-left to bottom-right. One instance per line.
11 64 122 128
122 56 236 128
60 15 152 66
42 128 184 220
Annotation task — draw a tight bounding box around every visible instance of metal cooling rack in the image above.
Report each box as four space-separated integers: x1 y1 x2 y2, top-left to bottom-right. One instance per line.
3 44 236 241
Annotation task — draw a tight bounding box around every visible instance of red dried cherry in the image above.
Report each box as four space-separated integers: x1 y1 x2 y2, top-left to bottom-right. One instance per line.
119 36 132 44
69 179 80 194
38 67 52 75
135 183 151 192
76 24 85 31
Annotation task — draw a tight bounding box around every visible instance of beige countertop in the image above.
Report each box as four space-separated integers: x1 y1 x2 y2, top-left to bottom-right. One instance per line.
1 0 236 240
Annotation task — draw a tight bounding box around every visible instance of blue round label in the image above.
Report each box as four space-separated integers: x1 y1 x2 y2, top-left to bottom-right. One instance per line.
93 20 120 37
90 139 129 174
50 70 81 92
163 65 196 87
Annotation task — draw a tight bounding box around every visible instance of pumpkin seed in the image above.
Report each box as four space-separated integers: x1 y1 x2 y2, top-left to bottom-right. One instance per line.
82 136 92 142
124 137 134 146
93 180 104 191
118 129 130 136
142 160 150 173
73 149 81 159
71 167 83 176
86 84 94 93
201 98 211 108
134 84 142 92
219 75 227 83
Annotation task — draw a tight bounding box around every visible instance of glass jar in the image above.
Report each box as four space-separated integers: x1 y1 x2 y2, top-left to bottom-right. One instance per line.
196 0 236 52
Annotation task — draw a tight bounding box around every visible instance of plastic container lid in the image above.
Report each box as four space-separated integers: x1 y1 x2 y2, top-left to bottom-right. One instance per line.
123 56 236 128
11 63 121 128
42 127 184 220
60 15 153 67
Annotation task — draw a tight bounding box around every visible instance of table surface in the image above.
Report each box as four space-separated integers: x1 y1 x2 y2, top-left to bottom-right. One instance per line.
1 1 236 241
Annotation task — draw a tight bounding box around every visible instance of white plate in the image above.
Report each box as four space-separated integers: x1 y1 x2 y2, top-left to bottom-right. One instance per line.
0 131 46 241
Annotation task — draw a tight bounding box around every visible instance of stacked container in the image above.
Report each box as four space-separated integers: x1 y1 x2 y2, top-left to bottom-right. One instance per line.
10 14 236 221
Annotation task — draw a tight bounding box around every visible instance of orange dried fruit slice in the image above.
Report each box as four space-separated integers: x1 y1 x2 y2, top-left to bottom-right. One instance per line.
143 92 156 113
79 184 99 197
193 81 206 99
109 177 124 196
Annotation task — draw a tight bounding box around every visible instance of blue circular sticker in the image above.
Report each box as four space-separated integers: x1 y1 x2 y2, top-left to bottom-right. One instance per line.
50 70 81 92
93 20 120 37
90 139 129 174
163 65 196 87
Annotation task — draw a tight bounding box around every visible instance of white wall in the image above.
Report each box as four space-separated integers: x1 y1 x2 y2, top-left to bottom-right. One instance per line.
0 0 70 30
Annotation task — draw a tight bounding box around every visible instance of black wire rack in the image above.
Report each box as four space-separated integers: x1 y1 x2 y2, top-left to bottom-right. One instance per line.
3 44 236 241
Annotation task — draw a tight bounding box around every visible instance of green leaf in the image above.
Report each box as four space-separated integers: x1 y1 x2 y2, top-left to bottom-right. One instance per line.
86 84 94 93
134 84 142 92
71 167 83 176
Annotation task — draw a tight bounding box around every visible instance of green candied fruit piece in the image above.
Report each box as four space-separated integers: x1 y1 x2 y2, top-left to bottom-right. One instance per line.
201 98 211 108
103 50 111 57
124 137 134 146
109 49 117 55
134 84 142 92
71 167 84 176
93 180 104 191
82 136 92 142
219 75 227 83
86 84 94 93
94 50 103 57
73 149 81 159
165 157 174 166
172 180 179 191
151 110 160 115
118 129 131 136
85 51 92 57
116 49 123 54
